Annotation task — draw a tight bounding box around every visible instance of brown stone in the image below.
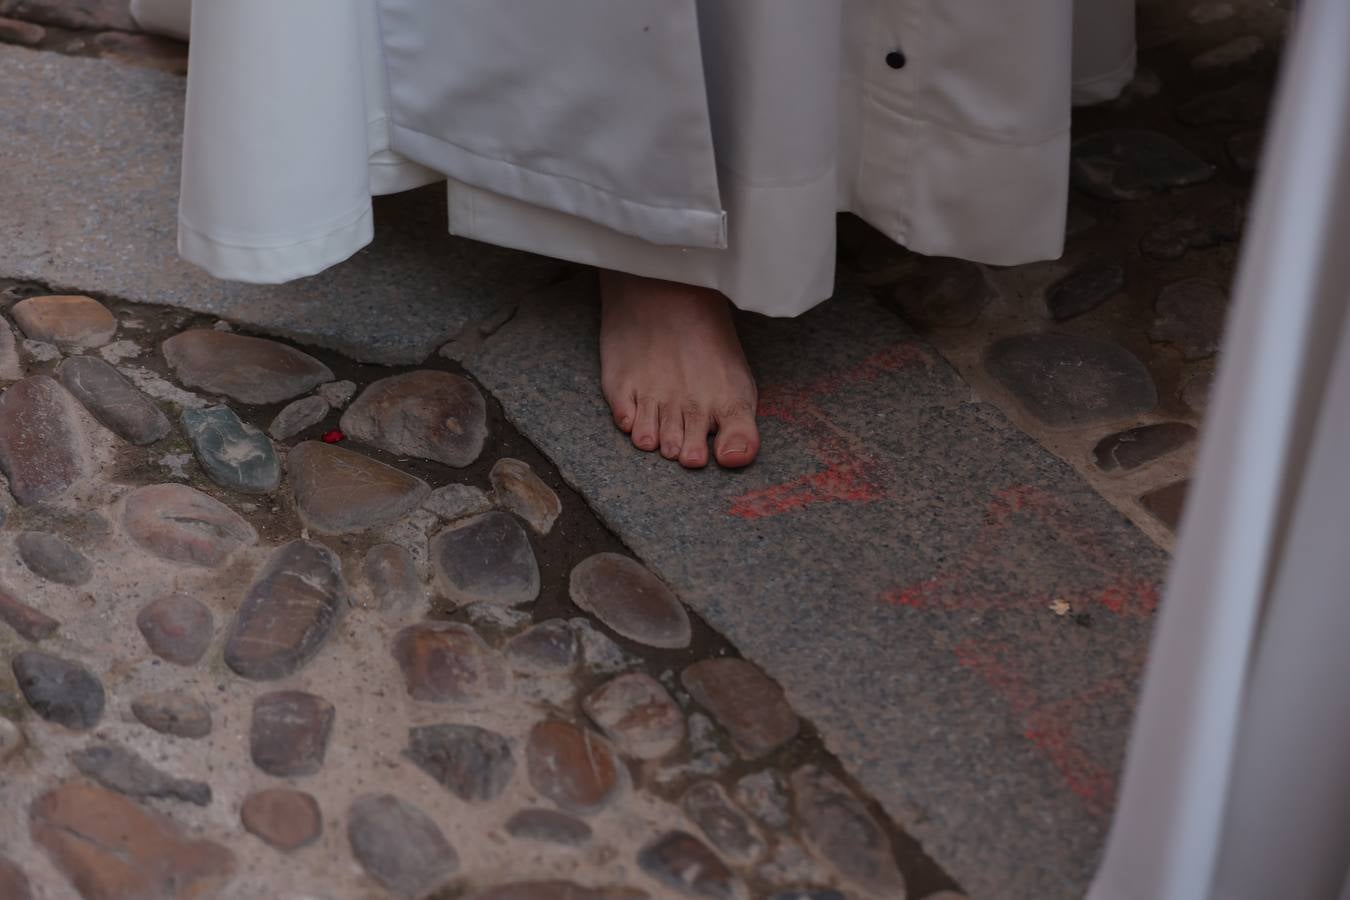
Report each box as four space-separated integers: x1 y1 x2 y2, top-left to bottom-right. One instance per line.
636 831 745 900
392 622 511 704
224 540 346 680
1141 480 1191 531
525 720 624 816
131 691 212 739
122 483 257 566
1093 423 1196 472
30 782 235 900
569 553 690 649
888 257 994 329
91 32 188 76
249 690 335 777
681 659 799 759
791 766 906 895
0 15 45 45
340 370 487 467
57 356 171 445
0 0 137 31
583 672 685 760
347 793 458 898
288 440 429 534
136 594 214 666
240 789 322 851
267 395 329 440
161 329 333 404
0 375 89 505
430 511 540 607
505 619 577 673
681 781 766 866
0 582 59 641
360 543 422 610
11 295 116 349
471 883 648 900
0 855 33 900
490 458 561 534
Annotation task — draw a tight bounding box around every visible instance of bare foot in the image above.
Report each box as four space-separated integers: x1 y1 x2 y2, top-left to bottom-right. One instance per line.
599 271 759 469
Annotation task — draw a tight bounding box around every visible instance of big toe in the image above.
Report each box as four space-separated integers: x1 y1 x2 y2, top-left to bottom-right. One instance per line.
713 404 759 469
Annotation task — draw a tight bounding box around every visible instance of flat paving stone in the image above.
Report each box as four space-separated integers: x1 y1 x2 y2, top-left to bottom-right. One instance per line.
490 458 562 535
1093 423 1197 472
182 405 281 494
11 294 116 348
1150 278 1228 360
288 440 430 534
347 793 459 898
423 482 492 521
637 831 745 900
986 333 1158 427
15 530 91 586
430 511 540 607
12 649 103 730
0 856 32 900
681 781 767 866
569 553 690 649
682 659 799 760
122 483 257 566
30 782 235 900
267 394 329 440
57 355 171 444
70 740 212 806
341 370 488 467
224 539 346 680
505 619 577 673
360 542 422 610
240 789 323 852
0 375 89 505
583 672 685 760
136 593 214 666
1140 480 1191 531
405 723 516 803
392 622 512 704
471 882 649 900
162 329 334 404
1045 262 1125 321
250 690 336 777
0 582 58 641
131 690 213 739
888 258 994 329
503 809 593 847
1070 129 1215 200
526 720 625 816
791 765 906 896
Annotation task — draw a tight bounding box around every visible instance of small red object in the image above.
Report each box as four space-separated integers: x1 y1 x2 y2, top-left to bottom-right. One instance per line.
321 429 344 444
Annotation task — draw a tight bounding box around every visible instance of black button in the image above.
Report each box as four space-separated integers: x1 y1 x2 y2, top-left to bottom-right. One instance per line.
886 50 906 69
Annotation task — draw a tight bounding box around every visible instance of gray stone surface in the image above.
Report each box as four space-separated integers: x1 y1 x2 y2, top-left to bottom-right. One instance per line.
70 741 212 806
57 355 172 445
463 281 1169 899
0 45 556 365
182 405 280 494
15 531 91 586
405 723 516 803
347 794 458 898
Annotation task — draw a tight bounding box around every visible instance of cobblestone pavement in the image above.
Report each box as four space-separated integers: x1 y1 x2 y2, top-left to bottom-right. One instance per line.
0 0 1291 897
0 290 963 899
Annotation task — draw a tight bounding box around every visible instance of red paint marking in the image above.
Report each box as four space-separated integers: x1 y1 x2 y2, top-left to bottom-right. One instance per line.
954 640 1120 815
729 460 885 520
321 429 344 444
728 342 932 519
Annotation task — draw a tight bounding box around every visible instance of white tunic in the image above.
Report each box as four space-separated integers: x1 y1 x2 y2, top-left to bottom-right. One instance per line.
137 0 1135 316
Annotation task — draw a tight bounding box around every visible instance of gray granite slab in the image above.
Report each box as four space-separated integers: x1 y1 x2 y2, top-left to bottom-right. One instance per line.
463 278 1168 900
0 44 553 365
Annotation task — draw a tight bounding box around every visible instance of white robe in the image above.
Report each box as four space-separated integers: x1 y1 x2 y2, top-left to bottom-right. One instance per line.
135 0 1135 316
